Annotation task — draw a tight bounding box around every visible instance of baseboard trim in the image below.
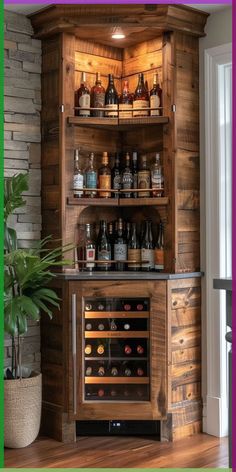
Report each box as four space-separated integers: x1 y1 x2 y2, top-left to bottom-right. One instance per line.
203 395 228 437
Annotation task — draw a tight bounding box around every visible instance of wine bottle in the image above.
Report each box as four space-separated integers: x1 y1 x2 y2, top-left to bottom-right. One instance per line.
155 220 164 271
97 344 105 355
122 152 133 198
76 72 90 117
85 344 92 355
119 79 133 118
84 223 96 271
125 221 131 243
110 319 118 331
105 74 118 117
91 72 105 117
98 151 111 198
85 152 97 198
151 153 164 197
96 220 112 271
112 153 121 198
110 389 117 397
124 367 132 376
137 345 144 355
98 366 105 376
132 152 138 198
85 366 93 376
141 220 155 271
98 323 105 331
124 345 132 355
111 367 118 376
98 388 105 397
133 72 149 117
150 73 162 116
98 303 105 311
128 222 141 271
137 367 144 376
73 149 84 198
124 323 130 330
123 303 131 311
85 303 92 311
108 221 114 260
85 322 92 331
114 218 127 271
138 154 151 198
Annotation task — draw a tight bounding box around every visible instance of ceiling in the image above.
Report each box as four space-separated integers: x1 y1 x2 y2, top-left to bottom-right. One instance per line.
5 3 230 15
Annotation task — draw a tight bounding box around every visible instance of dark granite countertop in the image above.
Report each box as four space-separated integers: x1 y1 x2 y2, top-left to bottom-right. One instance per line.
213 278 232 291
57 271 203 281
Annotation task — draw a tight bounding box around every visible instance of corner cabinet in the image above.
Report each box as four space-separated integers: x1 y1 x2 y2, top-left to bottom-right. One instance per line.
30 4 207 443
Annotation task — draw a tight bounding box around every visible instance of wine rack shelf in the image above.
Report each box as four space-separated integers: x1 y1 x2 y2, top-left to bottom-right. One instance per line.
85 331 149 338
84 357 148 361
84 312 150 319
67 197 169 207
68 115 169 130
85 377 149 384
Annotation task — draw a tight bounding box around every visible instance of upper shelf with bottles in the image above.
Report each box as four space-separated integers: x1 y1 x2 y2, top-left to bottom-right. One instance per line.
68 71 169 130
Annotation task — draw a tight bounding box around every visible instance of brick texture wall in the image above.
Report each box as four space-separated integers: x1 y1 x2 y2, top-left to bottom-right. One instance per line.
4 10 42 372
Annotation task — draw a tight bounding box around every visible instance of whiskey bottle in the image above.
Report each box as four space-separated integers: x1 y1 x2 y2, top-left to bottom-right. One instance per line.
155 220 164 271
85 152 97 198
76 72 90 117
97 220 112 271
91 72 105 117
105 74 118 117
114 218 127 271
84 223 96 271
150 73 162 116
122 152 133 198
98 151 111 198
151 153 164 197
73 149 84 198
132 151 138 198
141 220 154 271
112 153 121 198
138 154 151 197
128 222 141 271
119 79 133 118
133 73 149 117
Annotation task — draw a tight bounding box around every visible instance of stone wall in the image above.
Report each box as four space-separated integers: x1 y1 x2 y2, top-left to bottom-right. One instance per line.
4 10 41 372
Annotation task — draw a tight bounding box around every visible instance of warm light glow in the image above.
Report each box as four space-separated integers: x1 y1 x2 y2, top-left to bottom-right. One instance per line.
111 26 126 39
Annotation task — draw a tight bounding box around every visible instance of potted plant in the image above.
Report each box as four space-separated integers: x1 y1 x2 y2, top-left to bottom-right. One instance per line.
4 173 71 448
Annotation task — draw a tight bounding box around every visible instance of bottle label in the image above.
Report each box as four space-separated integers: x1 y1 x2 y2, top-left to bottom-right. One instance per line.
141 248 155 269
151 170 162 189
128 248 141 269
99 175 111 198
119 103 133 118
122 172 133 191
150 95 161 116
79 94 90 116
73 174 84 197
154 248 164 270
97 249 111 268
85 248 95 269
86 172 97 189
105 104 118 117
114 243 127 261
113 174 121 190
94 92 105 109
133 100 149 117
138 171 150 197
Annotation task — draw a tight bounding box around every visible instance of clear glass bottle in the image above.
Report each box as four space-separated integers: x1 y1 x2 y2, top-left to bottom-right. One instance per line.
151 153 164 197
122 152 133 198
119 79 133 118
133 73 149 117
96 220 112 271
98 151 111 198
73 149 84 198
150 73 162 116
105 74 118 117
138 154 151 197
83 223 96 271
76 72 90 117
91 72 105 117
85 152 97 198
114 217 127 271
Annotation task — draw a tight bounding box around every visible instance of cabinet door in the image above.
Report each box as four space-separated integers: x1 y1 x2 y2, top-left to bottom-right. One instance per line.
68 280 167 421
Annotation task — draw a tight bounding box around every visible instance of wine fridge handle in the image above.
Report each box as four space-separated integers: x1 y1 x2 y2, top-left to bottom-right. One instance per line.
71 293 77 415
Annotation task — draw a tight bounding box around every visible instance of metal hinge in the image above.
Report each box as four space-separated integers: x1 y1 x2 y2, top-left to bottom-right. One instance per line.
59 104 65 113
171 104 176 113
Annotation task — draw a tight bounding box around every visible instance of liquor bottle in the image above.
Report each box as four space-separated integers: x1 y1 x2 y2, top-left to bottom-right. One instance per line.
124 367 132 376
73 149 84 198
125 221 131 243
76 72 90 117
151 153 164 197
124 345 132 355
112 153 121 198
98 366 105 376
122 152 133 198
137 345 144 355
128 222 141 271
119 79 133 118
85 322 92 331
114 218 127 271
132 152 138 198
85 366 93 376
98 388 105 397
96 220 112 271
98 151 111 198
98 323 105 331
105 74 118 117
108 221 114 260
137 367 144 376
155 220 164 271
83 223 96 271
85 152 97 197
150 73 162 116
124 323 130 330
97 344 105 355
138 155 151 197
110 319 118 331
141 220 155 271
85 344 92 355
91 72 105 117
133 73 149 117
111 367 118 376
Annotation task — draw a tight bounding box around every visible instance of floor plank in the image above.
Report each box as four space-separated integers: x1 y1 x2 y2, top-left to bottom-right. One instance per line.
4 433 228 468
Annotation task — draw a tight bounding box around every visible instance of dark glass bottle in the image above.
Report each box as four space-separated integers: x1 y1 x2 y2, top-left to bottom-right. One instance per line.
122 152 133 198
76 72 90 117
96 220 112 271
138 154 151 198
114 218 127 271
108 221 114 261
91 72 105 117
112 153 121 198
119 79 133 118
125 221 131 243
83 223 96 271
105 74 118 117
132 151 138 198
133 73 149 117
141 220 154 271
150 73 162 116
98 151 111 198
155 220 164 271
128 222 141 271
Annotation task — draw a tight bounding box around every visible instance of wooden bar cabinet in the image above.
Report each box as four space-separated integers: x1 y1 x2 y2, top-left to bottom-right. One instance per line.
30 4 208 443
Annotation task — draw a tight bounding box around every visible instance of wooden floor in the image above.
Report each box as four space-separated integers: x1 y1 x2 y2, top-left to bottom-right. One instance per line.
5 433 228 468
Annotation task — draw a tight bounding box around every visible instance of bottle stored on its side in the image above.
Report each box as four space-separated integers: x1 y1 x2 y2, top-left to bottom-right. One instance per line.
85 366 93 376
112 153 121 198
137 345 145 355
133 73 149 117
132 151 138 198
83 223 96 271
98 366 105 376
96 220 112 271
137 367 144 376
141 220 155 271
138 154 151 197
91 72 105 117
85 152 97 197
98 322 105 331
105 74 118 117
73 149 84 198
110 318 118 331
150 73 162 116
128 222 141 271
97 344 105 355
85 344 92 355
76 72 90 117
124 345 132 355
151 153 164 197
114 218 127 271
122 152 133 198
124 367 132 376
119 79 133 118
111 367 118 376
155 220 164 271
98 388 105 397
85 322 92 331
98 151 111 198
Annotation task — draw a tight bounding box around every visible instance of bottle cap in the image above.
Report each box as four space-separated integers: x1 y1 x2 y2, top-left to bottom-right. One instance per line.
81 72 86 83
102 151 109 164
96 72 101 82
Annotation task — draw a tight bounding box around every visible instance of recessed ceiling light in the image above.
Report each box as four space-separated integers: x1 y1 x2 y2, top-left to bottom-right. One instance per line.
111 26 126 39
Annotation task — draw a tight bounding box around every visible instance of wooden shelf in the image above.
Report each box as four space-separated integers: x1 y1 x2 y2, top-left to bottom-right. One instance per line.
85 377 149 384
85 311 149 319
85 331 149 339
85 357 148 361
67 197 169 207
68 115 169 130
